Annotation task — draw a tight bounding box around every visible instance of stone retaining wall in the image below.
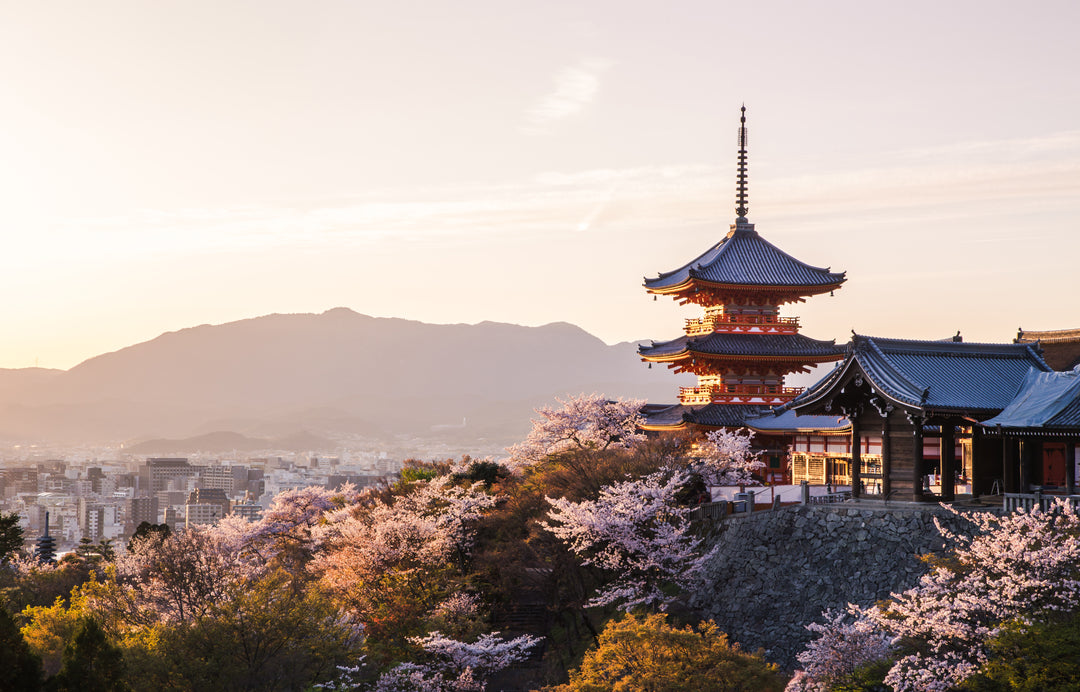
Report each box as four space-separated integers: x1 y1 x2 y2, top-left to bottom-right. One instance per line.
688 503 991 670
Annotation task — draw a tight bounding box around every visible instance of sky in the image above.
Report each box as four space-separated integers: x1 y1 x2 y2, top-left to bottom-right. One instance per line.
1 0 1079 371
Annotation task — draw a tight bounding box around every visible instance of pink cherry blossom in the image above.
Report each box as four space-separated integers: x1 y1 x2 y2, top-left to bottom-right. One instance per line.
506 393 646 470
542 468 707 610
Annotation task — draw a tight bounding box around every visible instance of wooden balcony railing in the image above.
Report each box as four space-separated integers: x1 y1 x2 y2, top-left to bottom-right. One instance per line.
685 314 800 336
678 384 804 405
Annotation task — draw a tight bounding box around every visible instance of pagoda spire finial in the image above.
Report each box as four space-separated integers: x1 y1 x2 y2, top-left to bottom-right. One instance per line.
736 104 749 219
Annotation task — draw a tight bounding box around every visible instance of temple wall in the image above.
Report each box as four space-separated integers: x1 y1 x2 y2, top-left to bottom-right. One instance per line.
689 503 988 671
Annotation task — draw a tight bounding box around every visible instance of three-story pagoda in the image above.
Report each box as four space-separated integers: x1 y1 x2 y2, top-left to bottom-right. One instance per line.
640 107 846 432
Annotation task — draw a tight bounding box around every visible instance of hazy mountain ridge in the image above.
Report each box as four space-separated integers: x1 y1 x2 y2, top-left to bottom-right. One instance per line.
0 308 688 446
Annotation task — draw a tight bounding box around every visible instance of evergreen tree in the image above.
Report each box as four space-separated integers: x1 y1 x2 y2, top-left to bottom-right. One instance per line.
0 606 44 691
1 510 25 562
47 616 128 692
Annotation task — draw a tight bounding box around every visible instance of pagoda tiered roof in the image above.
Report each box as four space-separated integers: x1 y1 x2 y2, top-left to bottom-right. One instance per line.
639 332 843 364
639 403 767 430
644 219 846 300
792 334 1053 417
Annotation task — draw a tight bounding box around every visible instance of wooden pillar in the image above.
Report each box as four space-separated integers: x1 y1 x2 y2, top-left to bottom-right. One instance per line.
940 424 955 501
1067 439 1076 496
881 413 892 498
913 420 925 500
850 416 861 499
1019 439 1032 492
1003 436 1018 493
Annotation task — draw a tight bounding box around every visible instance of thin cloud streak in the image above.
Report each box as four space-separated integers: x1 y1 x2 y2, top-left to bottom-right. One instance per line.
26 129 1080 266
521 58 614 135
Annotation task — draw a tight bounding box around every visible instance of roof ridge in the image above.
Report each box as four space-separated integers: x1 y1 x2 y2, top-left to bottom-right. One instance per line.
858 334 928 404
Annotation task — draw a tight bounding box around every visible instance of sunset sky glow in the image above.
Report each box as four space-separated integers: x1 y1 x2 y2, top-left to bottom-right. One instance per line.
2 1 1079 370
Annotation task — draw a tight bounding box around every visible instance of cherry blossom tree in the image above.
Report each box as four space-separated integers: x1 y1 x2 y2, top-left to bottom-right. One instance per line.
790 499 1080 691
412 631 542 677
864 499 1080 691
248 483 363 568
784 608 892 692
309 476 500 657
506 394 646 470
695 428 764 486
542 468 707 611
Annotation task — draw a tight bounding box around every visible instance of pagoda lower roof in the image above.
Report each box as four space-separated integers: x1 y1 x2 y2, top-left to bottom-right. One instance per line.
744 408 850 434
644 218 845 294
639 332 843 362
792 334 1053 416
640 403 767 430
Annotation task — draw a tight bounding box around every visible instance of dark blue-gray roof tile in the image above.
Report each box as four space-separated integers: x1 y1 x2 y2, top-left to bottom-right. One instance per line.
640 333 843 360
645 222 846 291
794 335 1053 415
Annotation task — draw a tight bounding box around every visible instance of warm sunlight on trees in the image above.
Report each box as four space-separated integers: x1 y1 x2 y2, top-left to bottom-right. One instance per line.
506 394 646 471
553 612 784 692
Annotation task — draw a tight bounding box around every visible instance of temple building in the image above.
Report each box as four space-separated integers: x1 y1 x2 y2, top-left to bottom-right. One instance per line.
1016 327 1080 371
787 334 1072 501
638 107 847 482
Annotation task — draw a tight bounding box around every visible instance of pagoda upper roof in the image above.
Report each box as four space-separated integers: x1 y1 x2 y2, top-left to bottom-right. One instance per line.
792 334 1053 416
639 332 843 361
644 218 846 294
981 366 1080 430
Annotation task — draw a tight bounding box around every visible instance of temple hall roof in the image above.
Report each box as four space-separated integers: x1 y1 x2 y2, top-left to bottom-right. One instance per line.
792 334 1053 416
644 219 846 293
981 366 1080 430
639 332 843 361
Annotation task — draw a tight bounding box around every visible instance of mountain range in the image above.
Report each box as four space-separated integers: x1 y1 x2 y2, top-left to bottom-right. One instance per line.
0 308 689 451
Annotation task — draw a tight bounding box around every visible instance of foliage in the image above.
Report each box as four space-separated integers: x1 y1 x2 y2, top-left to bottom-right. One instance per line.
694 428 764 486
1 511 25 563
958 612 1080 691
506 394 646 471
1 553 93 614
46 616 128 692
453 459 508 488
0 606 43 691
552 612 784 692
73 537 116 565
126 522 169 554
118 569 357 691
542 468 707 611
310 476 499 663
21 584 95 677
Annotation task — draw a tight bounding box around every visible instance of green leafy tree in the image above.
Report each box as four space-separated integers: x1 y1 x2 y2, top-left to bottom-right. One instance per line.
1 511 25 562
125 522 170 554
46 616 128 692
959 613 1080 691
0 606 43 690
553 612 784 692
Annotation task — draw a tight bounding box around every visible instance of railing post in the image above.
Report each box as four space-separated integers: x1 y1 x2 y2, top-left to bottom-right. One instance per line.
1034 490 1042 512
801 480 810 506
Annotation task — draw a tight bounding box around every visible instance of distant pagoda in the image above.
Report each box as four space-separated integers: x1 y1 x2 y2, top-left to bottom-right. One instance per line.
640 106 846 431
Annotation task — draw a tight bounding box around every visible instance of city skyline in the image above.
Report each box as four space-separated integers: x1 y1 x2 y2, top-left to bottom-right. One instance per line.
3 1 1079 370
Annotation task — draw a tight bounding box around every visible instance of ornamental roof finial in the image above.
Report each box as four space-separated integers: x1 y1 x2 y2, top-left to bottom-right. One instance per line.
736 104 749 219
